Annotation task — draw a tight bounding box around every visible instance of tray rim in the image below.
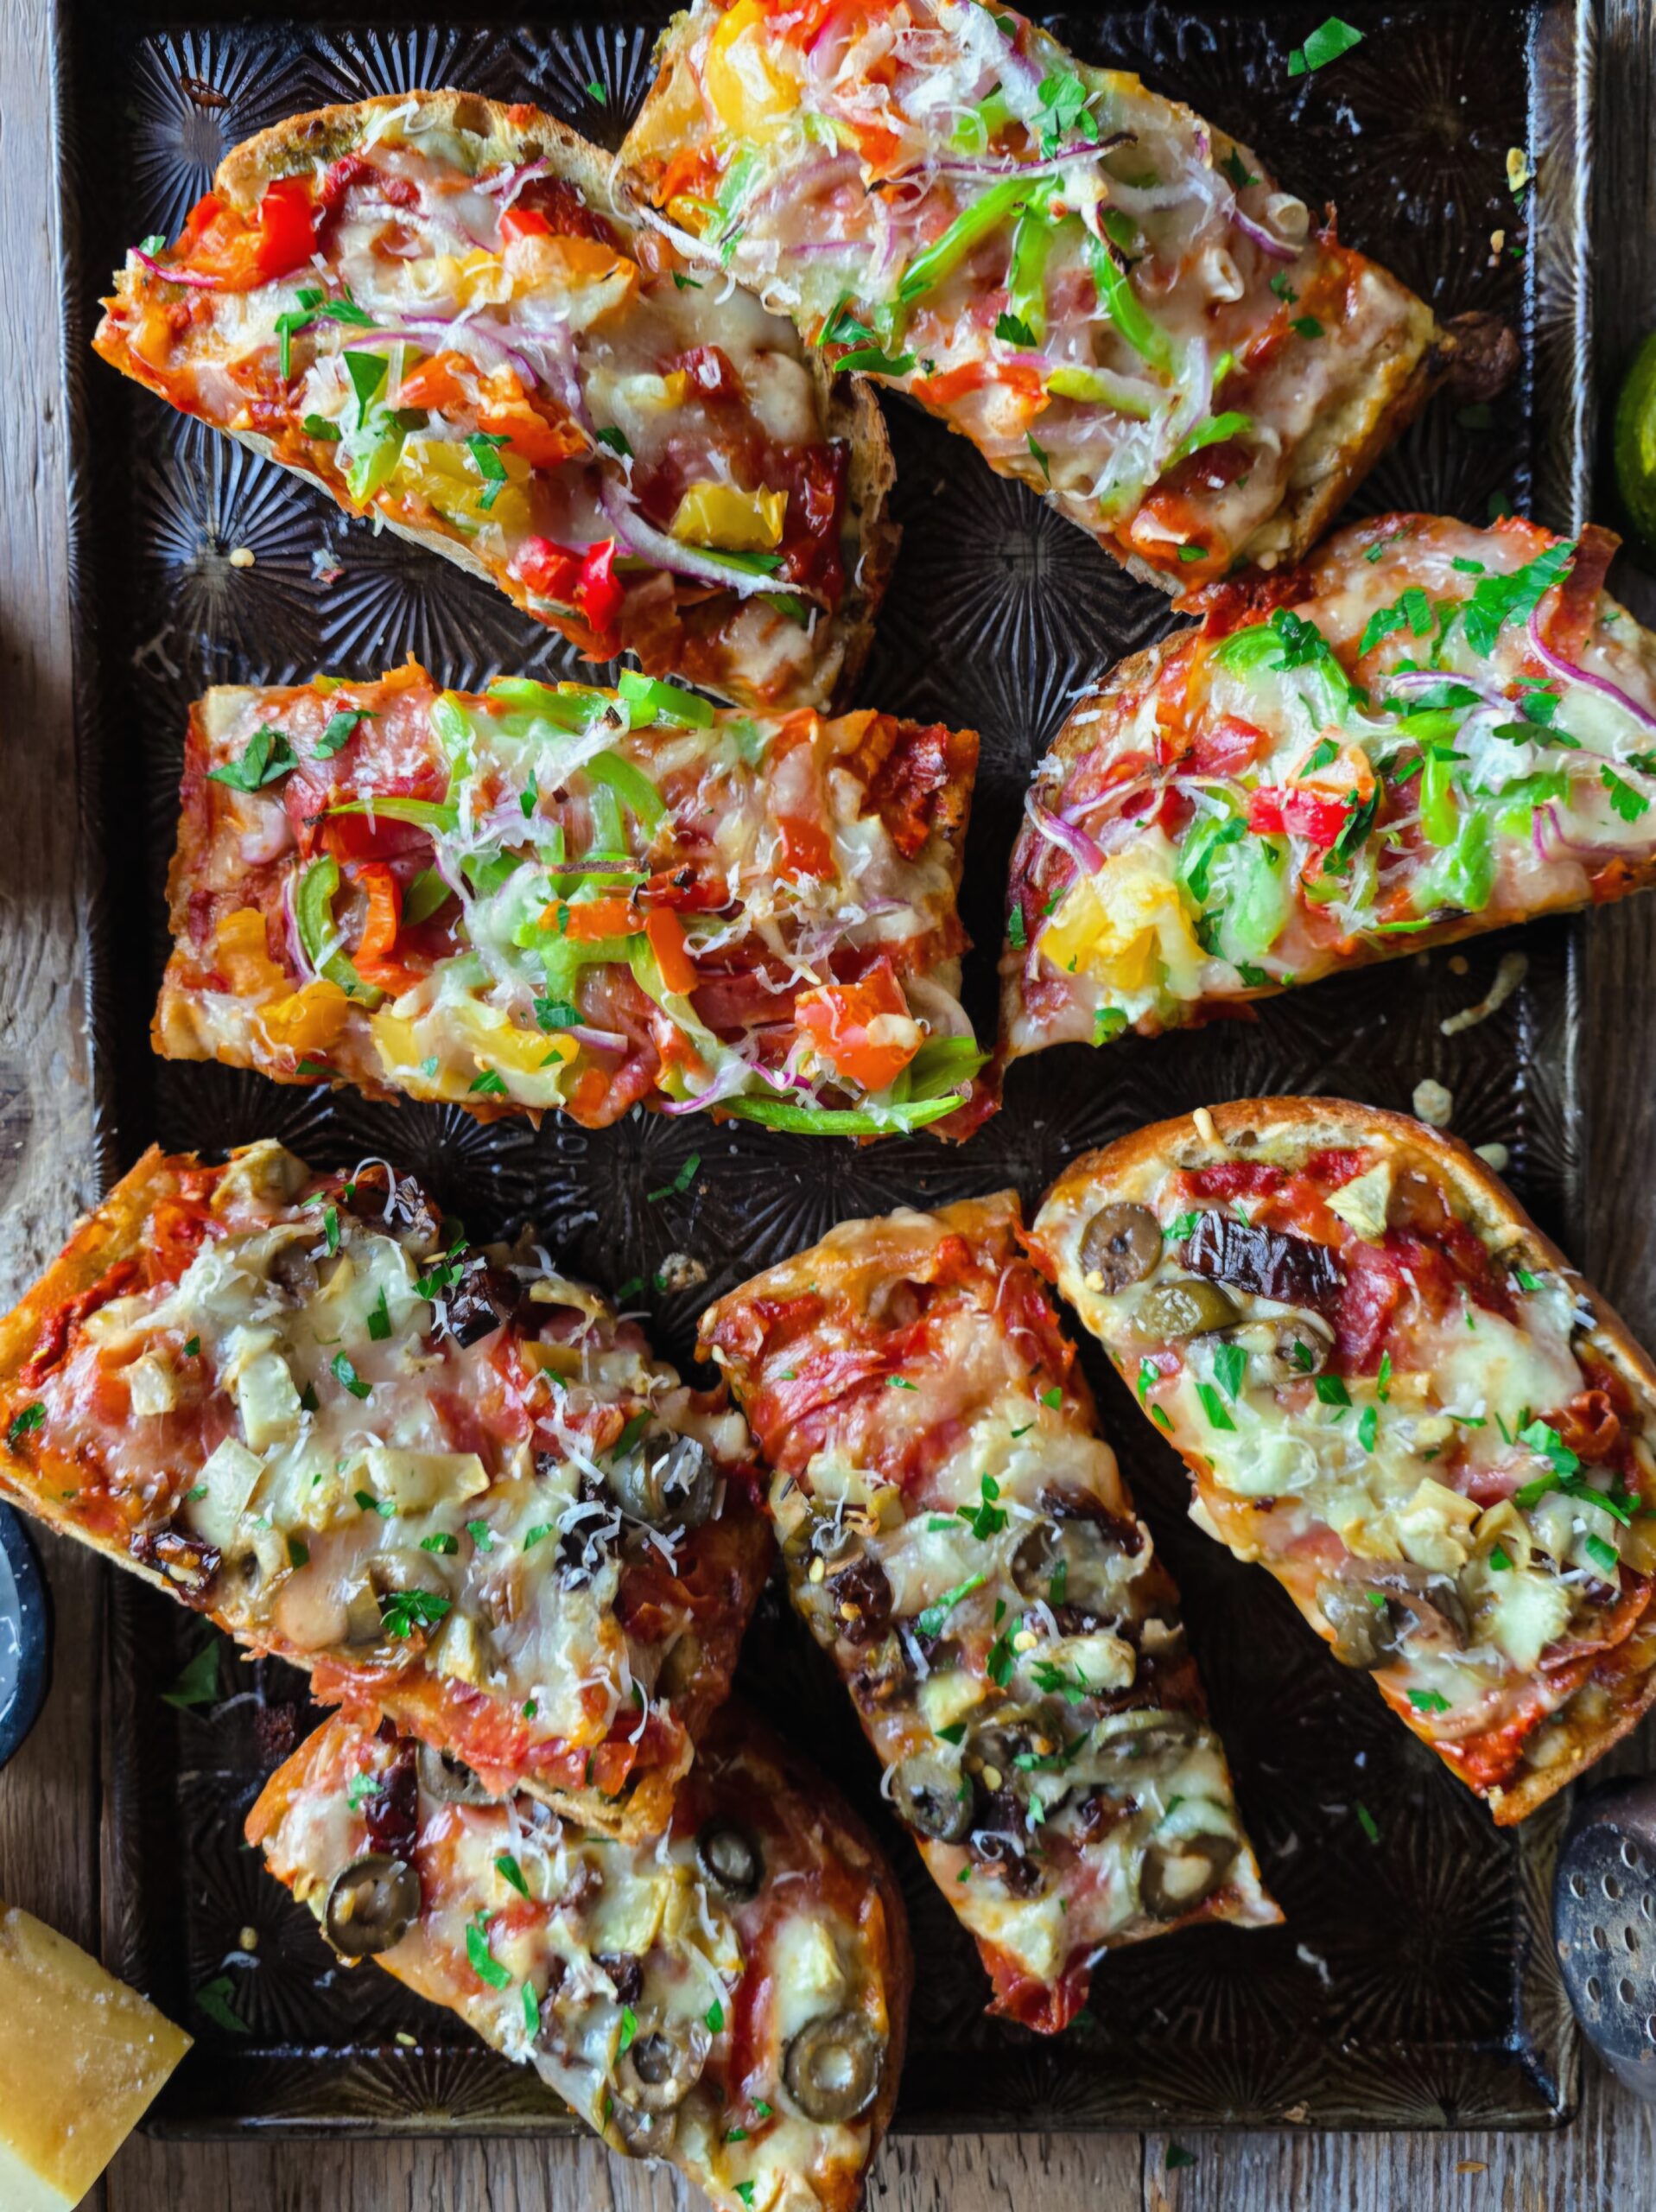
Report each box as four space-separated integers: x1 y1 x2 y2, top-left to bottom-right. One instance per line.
47 0 1599 2140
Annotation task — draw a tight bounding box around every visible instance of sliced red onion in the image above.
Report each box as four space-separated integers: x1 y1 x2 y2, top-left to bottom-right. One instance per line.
560 1023 629 1055
339 320 540 391
923 135 1133 187
130 245 221 290
1384 667 1513 711
1532 801 1634 865
1025 791 1105 878
596 480 793 601
1526 607 1656 734
477 157 552 205
1229 206 1298 262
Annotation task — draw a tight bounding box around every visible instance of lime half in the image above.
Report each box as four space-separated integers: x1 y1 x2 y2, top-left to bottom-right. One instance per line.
1614 329 1656 556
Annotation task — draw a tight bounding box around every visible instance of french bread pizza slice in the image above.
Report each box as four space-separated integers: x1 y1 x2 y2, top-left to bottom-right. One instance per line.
1032 1100 1656 1824
155 662 984 1136
698 1193 1278 2034
249 1702 910 2212
1001 514 1656 1066
92 91 896 713
620 0 1438 591
0 1140 770 1839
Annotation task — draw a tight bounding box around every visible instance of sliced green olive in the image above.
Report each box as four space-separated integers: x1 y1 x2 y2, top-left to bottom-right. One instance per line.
1009 1516 1119 1611
1317 1570 1469 1670
695 1818 764 1903
1078 1203 1162 1293
324 1853 420 1957
1139 1830 1239 1920
891 1751 974 1843
784 2009 885 2123
1133 1278 1240 1340
612 1433 716 1529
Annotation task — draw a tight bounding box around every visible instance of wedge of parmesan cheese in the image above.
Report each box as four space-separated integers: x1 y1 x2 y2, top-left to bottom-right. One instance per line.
0 1904 190 2209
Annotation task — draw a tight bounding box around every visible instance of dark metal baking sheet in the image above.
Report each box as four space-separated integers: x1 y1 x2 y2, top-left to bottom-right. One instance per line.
53 0 1595 2134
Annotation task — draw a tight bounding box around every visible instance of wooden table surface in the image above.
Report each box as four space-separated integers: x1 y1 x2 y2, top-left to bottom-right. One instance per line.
7 1 1656 2205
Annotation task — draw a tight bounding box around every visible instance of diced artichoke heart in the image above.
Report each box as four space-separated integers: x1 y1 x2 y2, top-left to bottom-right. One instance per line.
1486 1567 1572 1672
125 1352 178 1418
363 1446 490 1515
917 1669 987 1735
1209 1425 1314 1499
1392 1476 1481 1573
230 1339 304 1450
1326 1162 1393 1243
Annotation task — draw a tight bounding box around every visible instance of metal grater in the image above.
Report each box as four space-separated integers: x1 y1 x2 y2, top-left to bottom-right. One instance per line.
1554 1780 1656 2096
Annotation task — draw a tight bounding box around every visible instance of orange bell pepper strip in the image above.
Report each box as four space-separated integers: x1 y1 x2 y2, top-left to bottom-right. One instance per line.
540 894 643 940
776 816 834 881
351 865 426 995
175 178 317 289
644 909 699 995
396 350 475 412
796 961 923 1093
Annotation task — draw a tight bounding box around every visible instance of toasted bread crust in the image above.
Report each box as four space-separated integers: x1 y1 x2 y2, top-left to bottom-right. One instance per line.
96 90 897 714
1034 1097 1656 1823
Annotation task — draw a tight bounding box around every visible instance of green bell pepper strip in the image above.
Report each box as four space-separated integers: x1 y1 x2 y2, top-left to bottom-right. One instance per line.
1083 232 1173 375
1045 364 1158 416
1006 207 1056 346
584 751 668 834
899 1037 989 1100
721 1090 972 1135
485 678 613 731
896 178 1038 312
326 795 460 833
951 89 1013 153
1167 410 1254 467
616 670 715 728
295 855 382 1004
402 867 452 926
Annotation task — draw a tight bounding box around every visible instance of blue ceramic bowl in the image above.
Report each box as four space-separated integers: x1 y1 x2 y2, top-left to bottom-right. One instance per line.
0 1504 49 1770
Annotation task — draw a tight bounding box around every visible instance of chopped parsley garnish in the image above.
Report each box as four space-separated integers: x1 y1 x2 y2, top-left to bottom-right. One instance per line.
1584 1532 1621 1576
315 707 373 758
522 1524 554 1552
1221 147 1256 190
647 1152 701 1202
1358 585 1436 659
495 1853 530 1898
7 1402 44 1448
287 1536 309 1569
917 1572 987 1638
706 1999 726 2034
958 1472 1008 1541
1270 272 1298 302
1040 1385 1063 1410
1027 431 1051 483
1357 1405 1378 1452
420 1532 460 1554
366 1287 392 1341
523 1980 541 2037
1376 1351 1393 1401
1288 17 1364 75
888 1375 917 1390
1033 69 1099 156
1408 1688 1450 1714
1490 1542 1513 1572
1137 1357 1160 1404
346 1770 381 1810
1008 904 1027 950
1460 539 1577 656
466 1911 513 1992
182 1336 200 1357
1213 1341 1247 1402
331 1351 371 1400
587 79 607 102
1031 1658 1095 1706
321 1203 339 1255
194 1974 251 2036
207 724 296 791
1290 315 1324 340
378 1587 452 1640
1166 2145 1197 2171
594 426 632 458
1314 1375 1352 1411
995 310 1037 348
1196 1382 1235 1432
466 1518 492 1548
468 1069 508 1096
1355 1801 1380 1844
1602 766 1650 823
1164 1211 1202 1241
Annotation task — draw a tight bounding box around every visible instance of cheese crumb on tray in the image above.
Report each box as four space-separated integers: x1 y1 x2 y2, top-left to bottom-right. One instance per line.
0 1904 190 2209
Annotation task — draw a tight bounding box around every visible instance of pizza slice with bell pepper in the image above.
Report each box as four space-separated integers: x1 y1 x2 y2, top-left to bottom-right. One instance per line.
999 513 1656 1071
620 0 1439 592
92 90 896 714
1033 1099 1656 1824
0 1140 771 1840
249 1701 910 2212
154 660 985 1138
698 1192 1278 2035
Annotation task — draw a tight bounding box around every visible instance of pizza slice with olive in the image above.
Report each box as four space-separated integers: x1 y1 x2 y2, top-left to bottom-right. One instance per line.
620 0 1439 594
155 662 985 1138
249 1702 910 2212
0 1139 770 1840
93 91 896 715
1000 515 1656 1070
1032 1099 1656 1823
698 1193 1278 2034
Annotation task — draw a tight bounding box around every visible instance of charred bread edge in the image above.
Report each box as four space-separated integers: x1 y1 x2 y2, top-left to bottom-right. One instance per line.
1032 1095 1656 1824
120 91 898 715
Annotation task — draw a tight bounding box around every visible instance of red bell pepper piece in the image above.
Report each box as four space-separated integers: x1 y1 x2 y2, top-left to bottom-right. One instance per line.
1247 785 1352 848
796 961 921 1093
254 178 318 278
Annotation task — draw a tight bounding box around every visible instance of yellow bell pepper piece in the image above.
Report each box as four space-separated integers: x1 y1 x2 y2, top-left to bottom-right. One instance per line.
394 435 532 537
259 982 352 1053
369 1003 579 1103
705 0 803 139
1037 843 1208 999
668 481 788 553
214 907 288 998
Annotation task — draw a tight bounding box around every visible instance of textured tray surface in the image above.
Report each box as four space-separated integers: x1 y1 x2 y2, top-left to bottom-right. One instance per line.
58 0 1589 2134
